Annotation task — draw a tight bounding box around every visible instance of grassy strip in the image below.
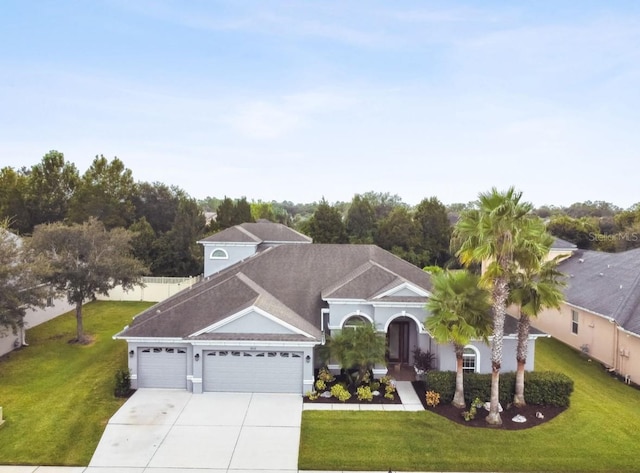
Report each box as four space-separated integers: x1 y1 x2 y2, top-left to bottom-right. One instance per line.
0 301 153 466
299 338 640 472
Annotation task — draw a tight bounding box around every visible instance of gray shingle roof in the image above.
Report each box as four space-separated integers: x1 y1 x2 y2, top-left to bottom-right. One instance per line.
199 221 312 244
551 237 578 250
118 244 433 341
559 248 640 335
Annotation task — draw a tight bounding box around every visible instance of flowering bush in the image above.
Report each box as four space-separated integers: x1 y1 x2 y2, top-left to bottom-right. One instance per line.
357 385 374 402
426 390 440 407
317 367 335 383
306 391 319 401
315 379 326 391
330 383 352 402
384 383 396 400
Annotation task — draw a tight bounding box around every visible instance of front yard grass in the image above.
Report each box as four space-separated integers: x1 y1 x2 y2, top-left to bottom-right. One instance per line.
299 338 640 472
0 301 153 466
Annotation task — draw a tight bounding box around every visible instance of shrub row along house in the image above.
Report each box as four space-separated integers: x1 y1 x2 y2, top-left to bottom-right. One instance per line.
530 240 640 386
115 221 542 394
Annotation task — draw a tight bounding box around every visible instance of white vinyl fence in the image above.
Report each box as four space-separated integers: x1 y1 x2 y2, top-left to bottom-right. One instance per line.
95 276 202 302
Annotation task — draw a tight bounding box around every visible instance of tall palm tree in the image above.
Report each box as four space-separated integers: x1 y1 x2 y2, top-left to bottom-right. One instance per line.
454 187 548 425
426 270 492 408
509 255 565 406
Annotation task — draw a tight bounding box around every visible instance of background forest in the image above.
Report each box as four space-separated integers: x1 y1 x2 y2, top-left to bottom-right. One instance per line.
2 151 639 277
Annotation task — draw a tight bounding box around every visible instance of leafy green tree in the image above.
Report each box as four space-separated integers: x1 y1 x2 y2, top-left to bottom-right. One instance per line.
68 156 136 229
235 197 253 224
547 215 599 249
376 207 420 252
251 200 276 222
26 151 79 228
509 254 565 406
327 323 387 387
0 167 31 234
426 270 492 407
345 194 377 243
212 196 254 231
128 217 157 271
361 191 406 220
454 187 549 425
132 182 181 234
29 218 147 343
307 198 347 243
414 196 452 267
0 222 48 338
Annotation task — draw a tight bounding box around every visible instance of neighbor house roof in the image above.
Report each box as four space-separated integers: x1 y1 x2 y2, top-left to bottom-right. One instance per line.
199 221 312 244
117 244 433 341
559 248 640 335
551 237 578 250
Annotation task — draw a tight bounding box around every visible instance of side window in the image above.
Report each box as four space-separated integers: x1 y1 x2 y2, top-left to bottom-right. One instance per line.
462 346 478 373
571 310 579 334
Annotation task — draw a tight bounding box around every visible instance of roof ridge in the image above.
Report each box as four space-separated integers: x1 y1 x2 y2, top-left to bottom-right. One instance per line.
237 224 262 242
321 261 375 298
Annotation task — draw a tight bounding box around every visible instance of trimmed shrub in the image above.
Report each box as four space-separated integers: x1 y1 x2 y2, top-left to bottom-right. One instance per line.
426 370 572 407
524 371 574 407
425 371 455 403
114 369 132 398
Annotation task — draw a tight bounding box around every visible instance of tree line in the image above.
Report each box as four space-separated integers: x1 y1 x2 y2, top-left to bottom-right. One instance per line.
3 151 639 280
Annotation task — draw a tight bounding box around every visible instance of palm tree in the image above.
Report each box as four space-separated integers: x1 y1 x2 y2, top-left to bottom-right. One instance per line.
509 255 565 406
454 187 548 425
328 323 387 388
426 270 492 408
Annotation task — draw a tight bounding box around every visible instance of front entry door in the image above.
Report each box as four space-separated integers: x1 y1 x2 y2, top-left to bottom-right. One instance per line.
387 321 410 363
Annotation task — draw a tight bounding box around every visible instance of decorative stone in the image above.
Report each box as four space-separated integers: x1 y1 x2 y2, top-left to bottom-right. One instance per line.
320 391 332 398
536 411 545 419
483 402 503 412
372 390 381 396
512 414 527 423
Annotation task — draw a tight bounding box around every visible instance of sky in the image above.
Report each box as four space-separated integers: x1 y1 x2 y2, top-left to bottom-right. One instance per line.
1 1 639 208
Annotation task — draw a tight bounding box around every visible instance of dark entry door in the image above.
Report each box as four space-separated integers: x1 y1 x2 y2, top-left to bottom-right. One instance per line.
387 321 410 363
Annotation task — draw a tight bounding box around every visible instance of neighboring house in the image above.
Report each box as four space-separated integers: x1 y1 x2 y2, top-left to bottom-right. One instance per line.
531 245 640 385
0 230 74 358
115 221 543 394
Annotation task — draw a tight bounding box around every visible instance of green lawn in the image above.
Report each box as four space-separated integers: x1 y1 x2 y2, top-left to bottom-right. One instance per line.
300 338 640 472
0 301 153 466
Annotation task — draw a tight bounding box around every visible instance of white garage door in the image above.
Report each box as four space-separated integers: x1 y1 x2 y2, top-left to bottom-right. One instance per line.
138 347 187 389
203 350 303 393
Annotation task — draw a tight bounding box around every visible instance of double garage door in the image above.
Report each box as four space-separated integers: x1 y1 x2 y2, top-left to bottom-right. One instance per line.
137 347 303 393
203 350 303 393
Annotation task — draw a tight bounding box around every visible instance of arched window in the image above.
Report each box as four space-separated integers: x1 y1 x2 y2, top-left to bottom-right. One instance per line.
343 316 368 330
462 346 480 373
210 248 229 259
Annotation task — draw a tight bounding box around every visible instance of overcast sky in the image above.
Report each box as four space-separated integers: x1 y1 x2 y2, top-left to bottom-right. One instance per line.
2 1 639 208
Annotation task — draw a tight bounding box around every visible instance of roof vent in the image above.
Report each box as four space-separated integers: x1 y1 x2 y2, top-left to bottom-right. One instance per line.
599 273 604 277
620 285 624 290
156 309 161 314
578 258 584 263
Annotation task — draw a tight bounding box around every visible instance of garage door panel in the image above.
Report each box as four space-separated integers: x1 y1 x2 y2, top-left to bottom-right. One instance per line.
203 350 302 393
138 347 187 389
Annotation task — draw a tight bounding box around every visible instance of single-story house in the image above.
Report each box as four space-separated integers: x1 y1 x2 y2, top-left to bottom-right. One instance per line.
115 221 543 394
531 245 640 385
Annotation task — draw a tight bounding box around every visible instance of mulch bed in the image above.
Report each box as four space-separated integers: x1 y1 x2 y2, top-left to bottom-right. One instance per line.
303 392 402 404
412 381 566 430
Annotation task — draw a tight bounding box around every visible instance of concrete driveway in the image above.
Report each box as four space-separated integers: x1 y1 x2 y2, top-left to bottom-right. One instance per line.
88 389 302 472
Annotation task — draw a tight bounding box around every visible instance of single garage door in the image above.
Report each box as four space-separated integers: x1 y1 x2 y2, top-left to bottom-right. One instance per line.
203 350 303 393
138 347 187 389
